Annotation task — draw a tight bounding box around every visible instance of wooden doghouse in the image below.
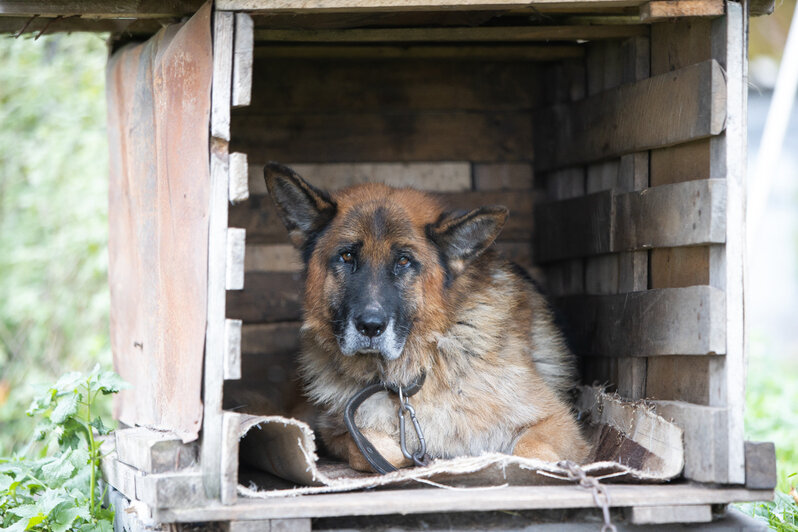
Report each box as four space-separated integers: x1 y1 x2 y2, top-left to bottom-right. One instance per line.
0 0 779 529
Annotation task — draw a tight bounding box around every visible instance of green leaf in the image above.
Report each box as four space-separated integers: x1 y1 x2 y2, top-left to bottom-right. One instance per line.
93 371 128 395
7 505 39 519
50 505 82 532
34 489 68 517
40 456 75 483
50 395 79 425
89 417 110 436
23 514 44 531
57 418 86 450
0 474 14 492
52 372 84 395
0 518 28 532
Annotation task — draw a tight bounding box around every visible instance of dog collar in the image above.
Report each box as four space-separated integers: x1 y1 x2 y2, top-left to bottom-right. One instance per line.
343 371 429 475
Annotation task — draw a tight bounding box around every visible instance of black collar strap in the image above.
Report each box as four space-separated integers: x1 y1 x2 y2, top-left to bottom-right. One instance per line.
343 372 426 475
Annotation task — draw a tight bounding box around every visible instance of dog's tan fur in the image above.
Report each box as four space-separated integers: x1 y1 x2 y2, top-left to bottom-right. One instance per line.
265 164 589 470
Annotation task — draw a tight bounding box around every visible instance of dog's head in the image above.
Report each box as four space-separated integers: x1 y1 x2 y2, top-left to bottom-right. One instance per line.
264 163 508 363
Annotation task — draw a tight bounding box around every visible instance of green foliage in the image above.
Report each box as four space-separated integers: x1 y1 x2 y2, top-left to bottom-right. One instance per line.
737 332 798 530
0 33 111 455
0 366 127 531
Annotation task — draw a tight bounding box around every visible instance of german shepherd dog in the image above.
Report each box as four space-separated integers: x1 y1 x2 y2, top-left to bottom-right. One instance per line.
265 163 589 471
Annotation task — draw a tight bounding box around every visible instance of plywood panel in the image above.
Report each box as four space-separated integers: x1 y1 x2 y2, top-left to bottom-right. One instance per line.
107 3 212 441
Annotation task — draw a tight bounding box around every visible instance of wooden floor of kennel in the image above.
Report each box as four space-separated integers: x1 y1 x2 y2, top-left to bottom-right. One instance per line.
1 0 780 529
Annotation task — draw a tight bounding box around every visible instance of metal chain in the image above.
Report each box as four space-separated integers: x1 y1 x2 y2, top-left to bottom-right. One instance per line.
558 461 617 532
397 386 429 467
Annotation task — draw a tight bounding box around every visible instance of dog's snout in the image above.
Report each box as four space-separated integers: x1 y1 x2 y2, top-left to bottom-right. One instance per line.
355 308 387 338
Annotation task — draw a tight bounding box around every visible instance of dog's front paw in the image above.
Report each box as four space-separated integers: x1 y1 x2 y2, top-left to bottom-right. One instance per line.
347 430 413 473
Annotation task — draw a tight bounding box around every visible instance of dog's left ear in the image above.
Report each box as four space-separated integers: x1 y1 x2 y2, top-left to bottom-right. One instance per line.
264 162 337 249
427 206 508 276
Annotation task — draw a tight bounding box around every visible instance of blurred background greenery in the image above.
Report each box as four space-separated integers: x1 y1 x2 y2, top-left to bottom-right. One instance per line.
0 6 796 528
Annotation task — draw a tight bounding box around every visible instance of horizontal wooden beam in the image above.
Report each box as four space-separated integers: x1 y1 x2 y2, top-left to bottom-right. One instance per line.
252 44 584 61
535 59 726 171
627 504 712 525
555 285 726 357
640 0 725 21
0 0 204 18
231 190 537 245
231 112 534 163
536 179 727 262
241 322 302 355
0 16 166 34
115 427 199 474
155 483 773 522
227 271 304 323
253 25 646 42
218 0 648 12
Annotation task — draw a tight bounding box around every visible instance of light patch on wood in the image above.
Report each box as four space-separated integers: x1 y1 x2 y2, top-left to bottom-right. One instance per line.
248 162 471 194
229 152 249 204
232 13 253 108
226 227 246 290
627 504 712 524
473 163 534 191
224 319 243 381
640 0 725 21
246 244 302 272
211 12 233 141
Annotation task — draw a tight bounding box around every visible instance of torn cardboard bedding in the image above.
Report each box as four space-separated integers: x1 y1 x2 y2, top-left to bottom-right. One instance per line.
235 387 684 498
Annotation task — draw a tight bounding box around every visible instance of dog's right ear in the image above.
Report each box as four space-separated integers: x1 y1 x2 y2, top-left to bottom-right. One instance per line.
264 162 337 249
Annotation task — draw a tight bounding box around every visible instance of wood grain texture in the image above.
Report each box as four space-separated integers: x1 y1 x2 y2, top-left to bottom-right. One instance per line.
231 111 534 163
218 0 650 12
246 59 542 113
556 286 726 357
226 272 303 323
473 163 534 191
640 0 724 21
535 59 727 171
627 504 712 525
645 356 724 405
226 227 246 290
211 12 234 141
744 441 778 490
232 12 254 108
251 44 584 61
155 484 773 522
224 319 243 381
253 25 647 42
115 427 199 474
0 0 204 17
247 162 472 194
536 190 613 262
229 152 250 204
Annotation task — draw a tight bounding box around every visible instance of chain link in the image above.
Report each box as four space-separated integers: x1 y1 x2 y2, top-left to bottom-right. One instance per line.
557 461 617 532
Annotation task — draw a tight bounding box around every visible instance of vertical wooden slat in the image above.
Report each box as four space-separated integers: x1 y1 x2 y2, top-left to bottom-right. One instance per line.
226 227 246 290
224 319 242 381
220 412 241 504
229 152 250 204
232 12 254 108
202 10 234 500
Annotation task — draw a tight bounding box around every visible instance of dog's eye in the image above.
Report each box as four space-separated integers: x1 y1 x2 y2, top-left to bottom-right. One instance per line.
396 255 411 268
340 252 354 263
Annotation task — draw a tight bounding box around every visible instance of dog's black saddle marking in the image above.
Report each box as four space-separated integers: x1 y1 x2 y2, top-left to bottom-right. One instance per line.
344 372 426 475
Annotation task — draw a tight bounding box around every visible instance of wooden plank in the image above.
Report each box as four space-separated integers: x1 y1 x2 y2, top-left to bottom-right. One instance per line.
650 139 725 186
221 412 241 505
235 190 536 245
253 25 647 42
224 319 243 381
232 13 254 108
241 322 302 355
645 356 724 404
627 504 712 525
245 244 302 273
201 139 229 499
652 400 731 483
584 254 618 295
474 163 534 191
246 59 543 114
535 59 727 171
713 0 747 486
613 178 727 251
252 44 584 61
651 18 712 75
0 16 166 35
229 152 250 204
218 0 649 11
537 180 727 262
115 427 199 474
135 470 207 509
745 441 778 490
101 455 140 501
155 484 774 522
247 162 472 194
211 11 234 141
0 0 205 17
650 245 725 289
536 191 612 262
226 227 246 291
227 272 303 323
640 0 724 21
271 519 311 532
543 259 584 296
555 286 726 357
230 111 534 163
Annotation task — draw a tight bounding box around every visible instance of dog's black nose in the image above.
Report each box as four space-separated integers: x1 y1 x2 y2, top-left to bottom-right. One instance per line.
355 310 387 338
